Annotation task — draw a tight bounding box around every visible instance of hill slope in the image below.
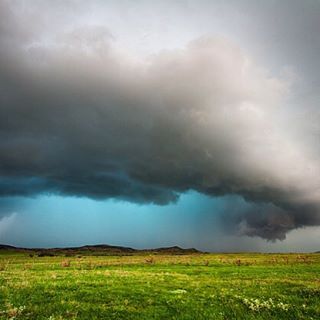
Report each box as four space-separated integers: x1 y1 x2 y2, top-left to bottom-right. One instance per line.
0 244 201 256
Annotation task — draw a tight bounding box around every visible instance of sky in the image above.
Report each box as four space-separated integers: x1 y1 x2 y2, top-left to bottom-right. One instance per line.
0 0 320 251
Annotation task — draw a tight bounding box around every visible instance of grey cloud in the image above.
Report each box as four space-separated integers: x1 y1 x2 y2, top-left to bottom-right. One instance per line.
1 1 320 240
232 203 320 241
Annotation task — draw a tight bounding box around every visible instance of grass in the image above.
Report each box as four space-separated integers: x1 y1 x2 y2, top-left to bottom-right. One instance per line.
0 252 319 319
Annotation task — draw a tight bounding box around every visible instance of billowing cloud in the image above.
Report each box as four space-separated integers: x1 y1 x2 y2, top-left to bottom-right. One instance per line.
1 1 320 240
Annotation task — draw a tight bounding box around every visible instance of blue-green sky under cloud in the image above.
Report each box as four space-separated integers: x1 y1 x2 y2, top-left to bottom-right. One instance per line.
1 192 319 252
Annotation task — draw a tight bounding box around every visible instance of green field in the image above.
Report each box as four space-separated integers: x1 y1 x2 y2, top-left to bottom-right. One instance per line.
0 252 319 319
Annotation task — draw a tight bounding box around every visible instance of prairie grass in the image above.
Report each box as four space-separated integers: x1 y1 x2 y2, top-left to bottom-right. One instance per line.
0 252 319 319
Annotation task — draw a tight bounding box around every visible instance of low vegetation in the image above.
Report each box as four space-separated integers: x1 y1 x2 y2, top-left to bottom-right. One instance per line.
0 250 319 319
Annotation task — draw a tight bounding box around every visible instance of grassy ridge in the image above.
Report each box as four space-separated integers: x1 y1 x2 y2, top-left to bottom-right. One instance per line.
0 252 319 319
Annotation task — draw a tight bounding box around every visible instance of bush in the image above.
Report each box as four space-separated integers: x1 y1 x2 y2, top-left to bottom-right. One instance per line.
61 260 71 267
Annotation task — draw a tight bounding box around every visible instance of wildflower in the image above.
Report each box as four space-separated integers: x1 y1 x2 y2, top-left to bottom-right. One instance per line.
240 296 290 312
170 289 187 294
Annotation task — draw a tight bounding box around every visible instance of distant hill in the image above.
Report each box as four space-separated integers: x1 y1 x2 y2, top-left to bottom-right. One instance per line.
0 244 18 250
0 244 202 256
147 245 200 254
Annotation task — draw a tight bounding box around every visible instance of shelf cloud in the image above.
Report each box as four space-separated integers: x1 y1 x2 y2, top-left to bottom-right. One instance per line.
1 1 320 240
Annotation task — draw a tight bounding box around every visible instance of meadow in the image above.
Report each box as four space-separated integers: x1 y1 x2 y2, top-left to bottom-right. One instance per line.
0 251 319 319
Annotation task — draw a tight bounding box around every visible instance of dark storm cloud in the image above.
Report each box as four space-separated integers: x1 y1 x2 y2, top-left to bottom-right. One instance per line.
1 1 320 240
222 201 320 241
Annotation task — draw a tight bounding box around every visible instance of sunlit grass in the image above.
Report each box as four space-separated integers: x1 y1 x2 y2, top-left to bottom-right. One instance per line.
0 252 319 319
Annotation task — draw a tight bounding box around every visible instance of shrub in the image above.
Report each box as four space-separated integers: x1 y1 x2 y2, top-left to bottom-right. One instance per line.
61 260 71 268
145 257 155 264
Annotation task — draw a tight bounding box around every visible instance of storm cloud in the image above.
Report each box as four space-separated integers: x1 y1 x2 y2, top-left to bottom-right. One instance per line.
1 1 320 240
